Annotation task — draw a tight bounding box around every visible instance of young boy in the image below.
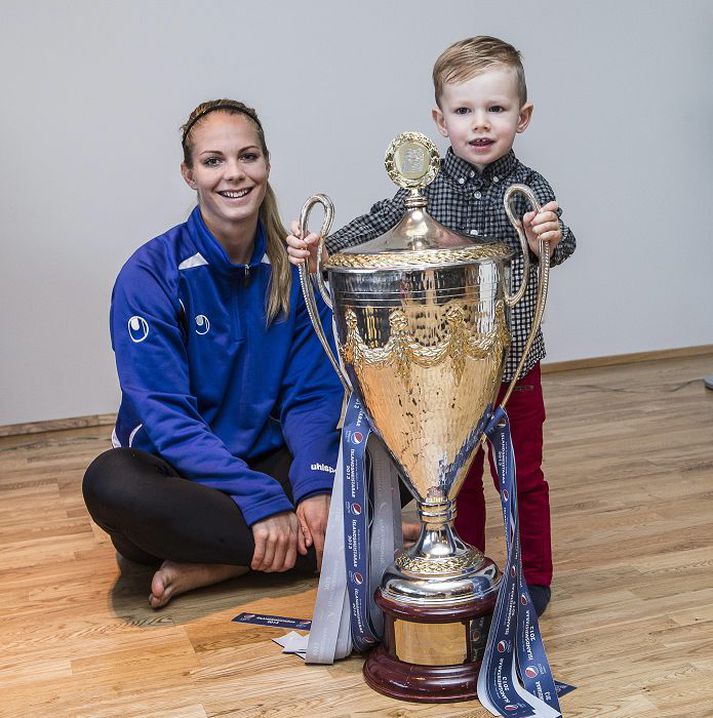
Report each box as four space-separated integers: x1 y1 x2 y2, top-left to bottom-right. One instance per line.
287 36 576 616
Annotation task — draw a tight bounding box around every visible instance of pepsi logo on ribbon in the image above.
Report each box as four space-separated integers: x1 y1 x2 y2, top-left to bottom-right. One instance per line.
340 394 378 652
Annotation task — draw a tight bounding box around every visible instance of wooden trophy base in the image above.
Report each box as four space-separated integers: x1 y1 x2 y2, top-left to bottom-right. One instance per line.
364 643 481 702
363 590 496 703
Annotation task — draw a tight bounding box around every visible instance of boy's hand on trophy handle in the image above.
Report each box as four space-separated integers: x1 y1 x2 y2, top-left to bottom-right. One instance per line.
286 220 311 267
287 219 324 272
523 200 560 257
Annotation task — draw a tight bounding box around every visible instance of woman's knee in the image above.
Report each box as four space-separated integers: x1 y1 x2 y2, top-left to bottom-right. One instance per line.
82 448 140 513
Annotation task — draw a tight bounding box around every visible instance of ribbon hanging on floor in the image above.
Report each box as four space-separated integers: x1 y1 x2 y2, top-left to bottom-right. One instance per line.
478 406 573 717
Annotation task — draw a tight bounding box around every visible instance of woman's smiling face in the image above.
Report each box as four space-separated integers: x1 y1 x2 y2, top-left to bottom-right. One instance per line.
181 111 269 241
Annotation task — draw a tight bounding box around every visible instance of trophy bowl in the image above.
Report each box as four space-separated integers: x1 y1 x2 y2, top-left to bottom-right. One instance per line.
298 132 549 702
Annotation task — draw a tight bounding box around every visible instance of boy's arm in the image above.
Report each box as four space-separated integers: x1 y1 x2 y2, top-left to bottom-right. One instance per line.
526 172 576 267
551 212 575 267
325 190 407 253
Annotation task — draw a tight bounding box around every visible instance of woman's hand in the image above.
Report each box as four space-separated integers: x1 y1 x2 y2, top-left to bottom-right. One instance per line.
250 511 304 572
296 494 331 570
286 220 328 272
523 201 561 257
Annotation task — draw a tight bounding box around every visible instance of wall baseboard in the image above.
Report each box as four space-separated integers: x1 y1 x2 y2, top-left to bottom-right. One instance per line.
2 345 712 438
541 344 713 373
0 413 116 439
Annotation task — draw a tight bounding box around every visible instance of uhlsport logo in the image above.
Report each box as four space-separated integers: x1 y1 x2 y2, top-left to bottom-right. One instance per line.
350 502 362 515
195 314 210 335
352 431 364 445
311 463 336 473
128 316 149 343
524 665 539 679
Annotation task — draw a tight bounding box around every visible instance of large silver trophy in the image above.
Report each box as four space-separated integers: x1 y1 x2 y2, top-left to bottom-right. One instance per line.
298 132 550 702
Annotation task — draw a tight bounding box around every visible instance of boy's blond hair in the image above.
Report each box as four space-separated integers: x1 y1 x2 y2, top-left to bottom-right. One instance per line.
433 36 527 108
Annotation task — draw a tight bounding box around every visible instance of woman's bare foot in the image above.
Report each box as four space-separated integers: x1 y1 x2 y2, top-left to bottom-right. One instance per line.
149 561 248 609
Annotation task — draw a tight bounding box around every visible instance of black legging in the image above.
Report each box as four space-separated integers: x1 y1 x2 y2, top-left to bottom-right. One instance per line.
82 445 317 572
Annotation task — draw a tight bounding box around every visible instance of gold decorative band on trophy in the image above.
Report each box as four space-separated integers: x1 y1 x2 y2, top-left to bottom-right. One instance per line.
394 550 485 574
326 244 511 269
342 303 510 385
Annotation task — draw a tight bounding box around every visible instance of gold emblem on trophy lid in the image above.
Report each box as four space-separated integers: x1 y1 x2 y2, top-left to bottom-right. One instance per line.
384 132 440 192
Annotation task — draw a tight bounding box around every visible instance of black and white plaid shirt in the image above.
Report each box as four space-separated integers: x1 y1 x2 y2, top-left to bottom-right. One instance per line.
326 148 576 381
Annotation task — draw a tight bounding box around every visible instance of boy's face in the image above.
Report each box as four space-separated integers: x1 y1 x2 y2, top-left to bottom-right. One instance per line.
433 65 533 170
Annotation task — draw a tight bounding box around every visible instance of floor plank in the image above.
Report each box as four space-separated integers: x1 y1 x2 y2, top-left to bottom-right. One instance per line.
1 355 712 716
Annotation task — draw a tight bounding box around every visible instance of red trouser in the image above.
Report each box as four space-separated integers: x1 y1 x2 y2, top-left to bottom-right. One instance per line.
454 363 552 587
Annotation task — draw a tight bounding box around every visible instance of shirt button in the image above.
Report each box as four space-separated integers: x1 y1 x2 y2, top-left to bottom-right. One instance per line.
458 177 465 185
474 191 482 199
469 170 475 178
493 176 499 183
470 229 479 236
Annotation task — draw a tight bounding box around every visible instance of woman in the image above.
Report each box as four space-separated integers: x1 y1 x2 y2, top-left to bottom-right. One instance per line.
83 100 343 608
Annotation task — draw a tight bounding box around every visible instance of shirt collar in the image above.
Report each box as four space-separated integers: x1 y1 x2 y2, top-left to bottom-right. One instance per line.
441 147 518 186
187 206 268 272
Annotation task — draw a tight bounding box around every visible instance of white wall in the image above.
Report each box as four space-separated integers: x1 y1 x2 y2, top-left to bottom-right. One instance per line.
2 0 712 425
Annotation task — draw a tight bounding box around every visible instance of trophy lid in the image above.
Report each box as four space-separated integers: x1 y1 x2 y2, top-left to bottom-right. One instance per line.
326 132 511 271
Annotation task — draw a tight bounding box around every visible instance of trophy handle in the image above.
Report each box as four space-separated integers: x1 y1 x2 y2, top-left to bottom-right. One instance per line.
296 194 352 393
499 183 551 408
299 194 334 308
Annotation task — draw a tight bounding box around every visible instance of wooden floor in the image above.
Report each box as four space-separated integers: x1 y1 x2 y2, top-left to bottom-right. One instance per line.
2 355 713 717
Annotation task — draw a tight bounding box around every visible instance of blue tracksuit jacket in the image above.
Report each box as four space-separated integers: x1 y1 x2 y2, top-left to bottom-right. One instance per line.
110 206 343 526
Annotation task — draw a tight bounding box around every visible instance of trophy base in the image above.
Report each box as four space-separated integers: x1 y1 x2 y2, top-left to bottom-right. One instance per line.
363 643 480 703
363 588 497 703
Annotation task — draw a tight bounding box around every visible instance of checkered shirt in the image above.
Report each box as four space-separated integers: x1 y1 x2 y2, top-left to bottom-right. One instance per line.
325 148 576 381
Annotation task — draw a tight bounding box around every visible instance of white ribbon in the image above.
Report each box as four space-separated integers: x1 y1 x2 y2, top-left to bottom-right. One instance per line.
306 436 402 663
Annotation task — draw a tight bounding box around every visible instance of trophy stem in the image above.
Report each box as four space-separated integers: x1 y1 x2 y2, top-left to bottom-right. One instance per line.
417 497 456 527
410 499 461 563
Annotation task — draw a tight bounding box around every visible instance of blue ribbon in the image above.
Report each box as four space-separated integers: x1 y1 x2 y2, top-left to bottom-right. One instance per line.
478 406 573 717
341 392 379 651
339 394 574 712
